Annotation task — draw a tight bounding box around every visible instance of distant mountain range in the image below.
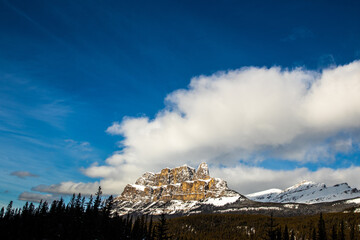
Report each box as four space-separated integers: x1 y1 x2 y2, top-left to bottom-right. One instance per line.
246 180 360 204
112 163 360 217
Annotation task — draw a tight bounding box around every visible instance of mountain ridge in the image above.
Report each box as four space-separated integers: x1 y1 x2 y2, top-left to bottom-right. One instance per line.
112 164 360 216
247 180 360 204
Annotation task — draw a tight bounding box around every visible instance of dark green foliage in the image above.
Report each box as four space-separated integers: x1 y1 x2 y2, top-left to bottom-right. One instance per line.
290 231 295 240
318 213 327 240
283 225 289 240
331 224 337 240
266 213 278 240
339 220 345 240
156 213 170 240
165 212 360 240
0 188 156 240
312 227 317 240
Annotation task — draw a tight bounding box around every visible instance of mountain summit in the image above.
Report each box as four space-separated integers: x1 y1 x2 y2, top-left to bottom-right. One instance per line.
113 163 246 215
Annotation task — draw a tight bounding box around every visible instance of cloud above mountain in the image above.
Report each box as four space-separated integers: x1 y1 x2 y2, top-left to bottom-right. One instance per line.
30 60 360 196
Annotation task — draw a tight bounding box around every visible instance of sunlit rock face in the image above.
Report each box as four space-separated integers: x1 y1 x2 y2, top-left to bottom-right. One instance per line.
117 162 237 203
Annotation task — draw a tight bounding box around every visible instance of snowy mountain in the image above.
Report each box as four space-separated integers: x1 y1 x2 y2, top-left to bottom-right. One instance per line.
112 164 360 216
247 180 360 204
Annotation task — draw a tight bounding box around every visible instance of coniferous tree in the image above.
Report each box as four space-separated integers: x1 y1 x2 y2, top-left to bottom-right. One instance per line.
290 230 295 240
156 213 170 240
312 227 317 240
93 186 102 212
148 215 154 240
86 194 93 213
0 207 4 218
276 227 282 240
318 213 327 240
103 195 114 218
5 200 13 219
339 220 345 240
350 222 355 240
283 225 289 240
331 224 337 240
266 213 278 240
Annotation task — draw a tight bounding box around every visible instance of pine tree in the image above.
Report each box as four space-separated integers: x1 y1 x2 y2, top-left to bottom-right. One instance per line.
86 194 93 213
276 227 282 240
103 195 114 218
283 225 289 240
266 213 278 240
5 201 13 219
318 213 327 240
339 220 345 240
290 230 295 240
350 222 355 240
156 213 169 240
93 186 102 212
0 207 4 218
312 227 317 240
148 215 154 240
331 224 337 240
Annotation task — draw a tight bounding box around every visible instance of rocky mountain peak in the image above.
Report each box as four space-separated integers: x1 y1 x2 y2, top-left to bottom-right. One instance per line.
195 162 210 180
117 162 239 203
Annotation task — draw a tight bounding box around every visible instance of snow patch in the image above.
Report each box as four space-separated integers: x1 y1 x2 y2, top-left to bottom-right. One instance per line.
203 196 240 206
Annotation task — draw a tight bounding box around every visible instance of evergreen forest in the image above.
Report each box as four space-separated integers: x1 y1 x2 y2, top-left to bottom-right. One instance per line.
1 188 360 239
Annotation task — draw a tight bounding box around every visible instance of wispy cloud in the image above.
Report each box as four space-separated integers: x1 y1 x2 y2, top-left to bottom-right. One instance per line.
65 139 92 152
18 192 55 203
11 171 39 179
32 60 360 195
0 74 72 130
32 181 100 196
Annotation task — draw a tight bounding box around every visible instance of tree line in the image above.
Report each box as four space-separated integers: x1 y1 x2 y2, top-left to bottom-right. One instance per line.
1 187 360 239
0 187 170 240
166 211 360 239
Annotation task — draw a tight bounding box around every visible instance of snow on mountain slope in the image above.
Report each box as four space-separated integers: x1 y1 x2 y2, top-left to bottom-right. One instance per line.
246 189 282 201
247 180 360 204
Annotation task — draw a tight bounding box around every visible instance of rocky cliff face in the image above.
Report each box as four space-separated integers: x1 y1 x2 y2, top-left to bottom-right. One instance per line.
113 163 246 216
118 162 237 203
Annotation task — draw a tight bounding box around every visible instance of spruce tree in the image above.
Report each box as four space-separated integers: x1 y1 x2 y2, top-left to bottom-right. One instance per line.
339 220 345 240
312 227 317 240
266 213 278 240
331 224 337 240
318 213 327 240
156 213 169 240
0 207 4 218
290 230 295 240
283 225 289 240
93 186 102 212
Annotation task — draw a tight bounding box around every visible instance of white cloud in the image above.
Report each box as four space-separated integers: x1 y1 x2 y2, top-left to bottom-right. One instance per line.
33 61 360 195
32 181 101 196
18 192 55 203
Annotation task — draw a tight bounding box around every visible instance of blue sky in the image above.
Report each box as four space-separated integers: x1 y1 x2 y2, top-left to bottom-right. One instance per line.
1 0 360 207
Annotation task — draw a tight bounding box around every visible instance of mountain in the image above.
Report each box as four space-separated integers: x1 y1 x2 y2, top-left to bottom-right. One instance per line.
113 163 248 216
112 164 360 217
247 180 360 204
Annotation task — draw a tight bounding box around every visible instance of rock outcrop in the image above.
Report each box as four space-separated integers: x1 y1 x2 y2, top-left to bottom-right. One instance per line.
118 162 237 203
